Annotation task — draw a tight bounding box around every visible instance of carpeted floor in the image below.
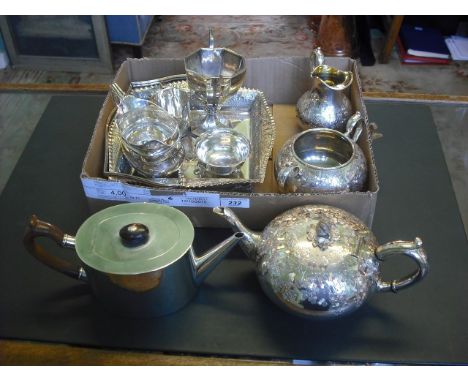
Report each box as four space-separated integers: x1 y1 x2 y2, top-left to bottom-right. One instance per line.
141 15 316 58
2 15 467 94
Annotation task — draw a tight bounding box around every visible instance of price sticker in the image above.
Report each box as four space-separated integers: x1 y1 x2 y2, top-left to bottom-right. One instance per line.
220 197 250 208
82 178 151 201
82 179 250 208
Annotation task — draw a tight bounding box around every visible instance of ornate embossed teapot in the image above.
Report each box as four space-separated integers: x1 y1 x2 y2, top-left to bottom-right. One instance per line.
214 205 429 319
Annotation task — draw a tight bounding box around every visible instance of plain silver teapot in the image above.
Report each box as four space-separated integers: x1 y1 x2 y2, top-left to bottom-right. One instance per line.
24 203 244 318
214 205 429 319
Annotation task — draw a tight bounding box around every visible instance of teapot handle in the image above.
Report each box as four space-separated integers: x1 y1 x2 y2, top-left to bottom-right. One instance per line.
23 215 87 281
375 237 428 293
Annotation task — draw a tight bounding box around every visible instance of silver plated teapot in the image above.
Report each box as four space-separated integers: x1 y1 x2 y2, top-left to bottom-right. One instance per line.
24 203 243 318
214 205 429 319
296 47 354 131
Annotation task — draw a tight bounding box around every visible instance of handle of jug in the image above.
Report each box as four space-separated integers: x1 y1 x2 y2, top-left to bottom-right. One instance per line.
310 47 325 74
208 28 214 49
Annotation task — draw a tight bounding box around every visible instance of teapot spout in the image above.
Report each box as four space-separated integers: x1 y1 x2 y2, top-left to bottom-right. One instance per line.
213 207 262 261
191 232 244 285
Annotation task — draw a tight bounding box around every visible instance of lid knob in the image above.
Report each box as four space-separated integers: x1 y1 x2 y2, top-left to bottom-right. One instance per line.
119 223 149 248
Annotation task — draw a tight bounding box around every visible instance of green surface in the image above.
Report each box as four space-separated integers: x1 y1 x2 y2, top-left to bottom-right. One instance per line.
0 96 467 364
76 203 194 275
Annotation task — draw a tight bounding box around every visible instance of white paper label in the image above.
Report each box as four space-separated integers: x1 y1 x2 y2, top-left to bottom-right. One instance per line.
220 197 250 208
181 191 221 207
81 179 151 201
82 178 250 208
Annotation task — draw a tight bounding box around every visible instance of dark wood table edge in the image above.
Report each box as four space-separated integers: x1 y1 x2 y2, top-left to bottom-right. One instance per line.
1 83 467 105
0 339 290 366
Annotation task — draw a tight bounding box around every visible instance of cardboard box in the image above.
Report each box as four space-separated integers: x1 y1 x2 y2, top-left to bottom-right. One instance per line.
81 56 379 229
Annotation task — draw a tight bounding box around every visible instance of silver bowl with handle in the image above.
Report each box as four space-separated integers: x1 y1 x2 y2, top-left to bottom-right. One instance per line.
275 112 367 193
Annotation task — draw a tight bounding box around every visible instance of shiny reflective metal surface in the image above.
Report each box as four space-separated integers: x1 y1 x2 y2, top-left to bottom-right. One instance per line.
105 80 275 188
117 109 184 177
130 85 191 136
111 82 186 177
195 128 250 176
184 29 246 135
111 83 161 118
214 205 429 319
296 47 354 131
130 74 187 92
24 203 243 318
116 106 180 151
275 112 367 193
121 140 185 178
156 87 191 135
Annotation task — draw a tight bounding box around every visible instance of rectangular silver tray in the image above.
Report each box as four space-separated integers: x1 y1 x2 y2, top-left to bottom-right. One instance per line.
104 78 275 189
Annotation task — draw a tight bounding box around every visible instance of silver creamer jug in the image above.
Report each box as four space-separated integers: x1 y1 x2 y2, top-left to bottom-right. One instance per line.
297 47 354 132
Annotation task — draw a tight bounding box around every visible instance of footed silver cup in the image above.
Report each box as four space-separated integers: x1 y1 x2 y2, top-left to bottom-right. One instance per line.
184 29 246 135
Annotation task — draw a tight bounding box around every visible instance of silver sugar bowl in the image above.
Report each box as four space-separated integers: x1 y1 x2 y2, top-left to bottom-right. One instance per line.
296 47 354 131
214 205 429 319
275 112 367 193
195 128 250 176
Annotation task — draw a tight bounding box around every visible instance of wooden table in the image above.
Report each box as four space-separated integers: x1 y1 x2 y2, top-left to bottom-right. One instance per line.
0 339 288 366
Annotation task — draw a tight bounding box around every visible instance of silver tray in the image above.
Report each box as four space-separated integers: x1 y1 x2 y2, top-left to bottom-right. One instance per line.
104 76 275 189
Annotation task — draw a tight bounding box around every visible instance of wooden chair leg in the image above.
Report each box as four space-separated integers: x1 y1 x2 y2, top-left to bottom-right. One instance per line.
379 15 404 64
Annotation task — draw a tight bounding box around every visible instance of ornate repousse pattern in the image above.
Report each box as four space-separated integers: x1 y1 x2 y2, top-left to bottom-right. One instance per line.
274 132 367 194
297 87 353 132
255 205 380 318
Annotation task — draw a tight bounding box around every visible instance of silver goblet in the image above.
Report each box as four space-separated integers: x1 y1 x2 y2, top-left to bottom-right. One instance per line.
184 29 246 135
